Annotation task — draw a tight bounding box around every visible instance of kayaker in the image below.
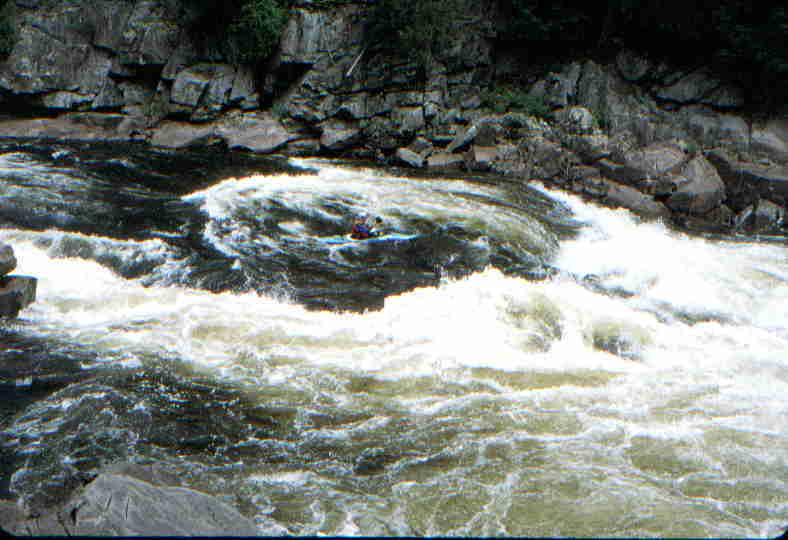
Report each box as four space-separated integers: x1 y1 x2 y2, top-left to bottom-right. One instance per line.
350 215 381 239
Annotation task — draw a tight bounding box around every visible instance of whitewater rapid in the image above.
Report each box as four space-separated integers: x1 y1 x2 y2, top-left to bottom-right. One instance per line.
2 158 786 537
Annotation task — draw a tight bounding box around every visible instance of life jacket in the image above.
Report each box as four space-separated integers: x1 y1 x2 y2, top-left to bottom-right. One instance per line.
351 222 372 239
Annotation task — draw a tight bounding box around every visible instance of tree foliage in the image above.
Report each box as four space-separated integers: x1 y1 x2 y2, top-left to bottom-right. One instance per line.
495 1 788 113
364 0 465 68
0 0 15 59
182 0 289 65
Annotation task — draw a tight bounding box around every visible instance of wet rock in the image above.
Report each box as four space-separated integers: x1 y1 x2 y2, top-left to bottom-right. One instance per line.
150 121 219 149
0 276 37 318
600 179 671 220
665 155 726 216
706 149 788 208
0 464 261 537
426 152 465 170
395 147 423 168
0 242 16 276
464 144 499 172
319 120 362 152
734 200 785 233
217 112 298 153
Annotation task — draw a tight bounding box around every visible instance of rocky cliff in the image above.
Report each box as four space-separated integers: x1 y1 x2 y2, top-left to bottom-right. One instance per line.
0 0 785 233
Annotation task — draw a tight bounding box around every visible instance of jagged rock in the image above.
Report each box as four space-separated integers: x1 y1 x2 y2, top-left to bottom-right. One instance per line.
598 143 686 189
117 1 180 67
171 65 214 107
654 68 744 108
279 8 351 65
0 464 263 536
1 242 16 276
751 118 788 165
704 204 736 227
555 106 596 134
563 132 611 163
734 200 786 233
464 145 499 172
0 276 37 318
395 147 423 168
408 136 433 156
625 143 686 179
319 120 361 152
600 179 672 220
665 155 726 216
706 149 788 208
529 67 580 109
391 106 425 136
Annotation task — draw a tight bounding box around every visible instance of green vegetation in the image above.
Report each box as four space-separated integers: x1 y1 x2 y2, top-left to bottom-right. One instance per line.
182 0 289 65
226 0 289 64
364 0 465 69
482 87 551 119
496 1 788 114
0 0 16 59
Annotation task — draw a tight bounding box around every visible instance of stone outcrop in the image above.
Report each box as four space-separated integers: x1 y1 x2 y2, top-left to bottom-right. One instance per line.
0 1 785 235
0 463 262 536
0 242 37 318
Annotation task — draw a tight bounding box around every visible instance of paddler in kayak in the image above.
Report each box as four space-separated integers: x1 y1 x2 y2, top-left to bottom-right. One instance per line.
350 215 382 240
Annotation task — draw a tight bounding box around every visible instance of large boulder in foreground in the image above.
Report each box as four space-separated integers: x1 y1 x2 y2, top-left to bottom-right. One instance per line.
0 242 16 276
0 276 37 318
665 155 726 216
0 464 263 537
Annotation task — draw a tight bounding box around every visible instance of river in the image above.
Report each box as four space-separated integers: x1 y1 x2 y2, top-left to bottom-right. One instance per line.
1 140 786 537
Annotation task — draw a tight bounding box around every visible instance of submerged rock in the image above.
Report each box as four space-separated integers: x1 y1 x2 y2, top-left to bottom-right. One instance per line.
0 464 263 536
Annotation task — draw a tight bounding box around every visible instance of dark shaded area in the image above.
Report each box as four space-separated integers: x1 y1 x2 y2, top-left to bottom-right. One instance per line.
492 1 787 114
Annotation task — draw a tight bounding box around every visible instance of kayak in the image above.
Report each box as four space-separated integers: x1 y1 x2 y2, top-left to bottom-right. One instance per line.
317 233 418 246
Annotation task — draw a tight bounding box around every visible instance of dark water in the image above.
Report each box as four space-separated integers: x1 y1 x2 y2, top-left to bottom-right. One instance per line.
1 139 786 537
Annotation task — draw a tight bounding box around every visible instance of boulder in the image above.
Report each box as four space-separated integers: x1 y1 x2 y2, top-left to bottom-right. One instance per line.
0 276 37 318
395 147 423 168
217 112 298 153
0 464 262 537
426 152 465 170
751 118 788 165
0 242 16 276
734 200 785 233
464 145 499 172
665 155 726 215
654 68 744 108
555 106 596 134
150 121 218 149
600 179 672 220
625 143 686 180
319 120 361 152
391 106 425 136
706 149 788 208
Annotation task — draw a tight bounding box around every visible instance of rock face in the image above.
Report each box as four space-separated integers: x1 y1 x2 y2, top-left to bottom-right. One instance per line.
0 242 37 318
0 464 261 536
0 1 785 234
